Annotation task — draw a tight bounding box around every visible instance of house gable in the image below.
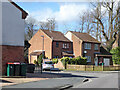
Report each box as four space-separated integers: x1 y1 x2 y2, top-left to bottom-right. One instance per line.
8 0 28 19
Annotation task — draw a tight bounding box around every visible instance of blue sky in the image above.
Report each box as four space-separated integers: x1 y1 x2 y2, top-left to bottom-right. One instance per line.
15 2 90 33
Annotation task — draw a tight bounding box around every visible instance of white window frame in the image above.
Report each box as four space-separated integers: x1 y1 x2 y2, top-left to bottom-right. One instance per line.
63 43 69 49
94 44 98 50
67 43 69 48
63 44 65 48
84 43 91 49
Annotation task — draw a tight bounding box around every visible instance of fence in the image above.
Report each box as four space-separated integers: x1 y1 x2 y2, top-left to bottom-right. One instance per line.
67 64 120 71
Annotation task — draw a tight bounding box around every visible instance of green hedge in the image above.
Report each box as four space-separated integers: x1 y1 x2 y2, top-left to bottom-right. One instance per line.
110 46 120 64
60 56 87 65
52 58 58 64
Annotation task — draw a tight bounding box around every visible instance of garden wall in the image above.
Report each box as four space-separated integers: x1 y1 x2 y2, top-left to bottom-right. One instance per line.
67 64 120 71
54 60 64 69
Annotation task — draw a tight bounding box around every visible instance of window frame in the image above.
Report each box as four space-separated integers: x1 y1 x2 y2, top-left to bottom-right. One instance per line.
56 42 59 47
94 44 98 50
63 43 69 49
84 43 91 50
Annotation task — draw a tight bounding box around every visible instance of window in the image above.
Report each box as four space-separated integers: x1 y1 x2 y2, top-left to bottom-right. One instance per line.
85 56 91 62
67 43 69 48
94 44 98 50
84 43 91 49
63 43 69 49
56 42 59 47
54 56 59 58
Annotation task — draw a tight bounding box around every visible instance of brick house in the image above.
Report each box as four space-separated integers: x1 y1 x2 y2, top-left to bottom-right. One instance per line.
28 30 73 64
65 31 101 65
0 1 28 75
65 31 113 66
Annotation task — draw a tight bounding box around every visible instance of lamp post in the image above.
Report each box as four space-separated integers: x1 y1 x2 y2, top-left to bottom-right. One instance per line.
41 35 44 74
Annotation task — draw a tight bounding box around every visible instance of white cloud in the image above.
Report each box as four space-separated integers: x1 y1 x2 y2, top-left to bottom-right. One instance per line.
28 3 89 23
55 4 88 22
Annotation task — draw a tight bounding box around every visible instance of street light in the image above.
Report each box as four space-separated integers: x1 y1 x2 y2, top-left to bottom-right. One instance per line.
41 35 44 74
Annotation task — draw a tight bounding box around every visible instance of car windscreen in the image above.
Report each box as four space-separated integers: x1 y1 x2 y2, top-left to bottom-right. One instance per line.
45 62 53 64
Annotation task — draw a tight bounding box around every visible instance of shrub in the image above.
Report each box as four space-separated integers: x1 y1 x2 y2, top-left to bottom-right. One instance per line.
60 57 70 68
52 58 58 64
37 54 43 66
80 57 87 65
60 56 87 65
110 46 120 64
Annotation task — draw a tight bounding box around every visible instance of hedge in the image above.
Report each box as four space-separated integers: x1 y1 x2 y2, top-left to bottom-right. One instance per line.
60 56 87 66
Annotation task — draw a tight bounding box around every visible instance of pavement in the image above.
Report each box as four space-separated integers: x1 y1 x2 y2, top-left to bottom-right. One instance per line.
3 77 84 88
0 77 49 87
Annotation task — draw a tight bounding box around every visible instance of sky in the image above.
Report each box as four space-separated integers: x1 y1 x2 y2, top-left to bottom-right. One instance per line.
14 1 90 33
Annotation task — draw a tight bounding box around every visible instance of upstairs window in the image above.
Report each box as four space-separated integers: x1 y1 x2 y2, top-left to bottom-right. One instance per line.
84 43 91 49
63 43 69 49
94 44 98 50
56 42 59 47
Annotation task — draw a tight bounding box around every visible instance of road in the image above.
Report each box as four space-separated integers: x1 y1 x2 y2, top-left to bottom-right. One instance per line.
72 71 119 88
2 71 120 89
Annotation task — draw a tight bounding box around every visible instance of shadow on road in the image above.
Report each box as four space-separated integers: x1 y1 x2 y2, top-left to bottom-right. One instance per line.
26 71 98 79
0 79 13 83
44 71 98 78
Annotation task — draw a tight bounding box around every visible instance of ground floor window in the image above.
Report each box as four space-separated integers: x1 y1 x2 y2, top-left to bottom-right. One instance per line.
54 56 59 58
85 56 91 62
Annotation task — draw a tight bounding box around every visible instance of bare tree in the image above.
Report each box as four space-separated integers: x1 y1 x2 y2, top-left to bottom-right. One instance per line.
39 18 57 31
78 12 86 33
91 1 119 51
25 16 37 40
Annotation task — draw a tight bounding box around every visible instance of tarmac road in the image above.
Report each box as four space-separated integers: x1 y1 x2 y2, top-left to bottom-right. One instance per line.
72 71 119 88
2 71 120 89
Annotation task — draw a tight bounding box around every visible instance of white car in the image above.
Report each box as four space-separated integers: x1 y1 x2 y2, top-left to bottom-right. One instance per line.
42 61 54 70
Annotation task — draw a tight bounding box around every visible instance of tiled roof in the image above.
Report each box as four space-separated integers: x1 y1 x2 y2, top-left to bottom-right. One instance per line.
41 30 71 42
70 31 100 43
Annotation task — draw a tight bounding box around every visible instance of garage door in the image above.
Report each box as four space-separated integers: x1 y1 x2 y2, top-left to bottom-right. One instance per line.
104 58 110 66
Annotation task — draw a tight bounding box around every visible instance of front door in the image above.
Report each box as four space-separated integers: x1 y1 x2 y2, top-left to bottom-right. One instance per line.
94 57 98 66
104 58 110 66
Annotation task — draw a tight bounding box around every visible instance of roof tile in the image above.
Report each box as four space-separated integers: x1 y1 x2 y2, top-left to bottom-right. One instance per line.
70 31 100 43
41 30 71 42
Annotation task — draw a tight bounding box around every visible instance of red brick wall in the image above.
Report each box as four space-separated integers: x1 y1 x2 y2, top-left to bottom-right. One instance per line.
72 34 82 57
71 33 100 65
1 45 24 75
52 41 73 58
29 30 52 62
82 42 100 64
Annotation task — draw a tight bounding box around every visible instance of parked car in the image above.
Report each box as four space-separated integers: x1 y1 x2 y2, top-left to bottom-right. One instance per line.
42 61 54 71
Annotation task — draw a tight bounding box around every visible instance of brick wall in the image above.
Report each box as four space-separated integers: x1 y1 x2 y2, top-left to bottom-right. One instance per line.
1 45 24 75
54 60 64 69
52 41 73 58
29 30 52 63
72 34 82 57
72 33 100 65
82 42 100 64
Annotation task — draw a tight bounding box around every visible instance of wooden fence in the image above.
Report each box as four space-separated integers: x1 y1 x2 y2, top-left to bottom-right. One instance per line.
67 64 120 71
